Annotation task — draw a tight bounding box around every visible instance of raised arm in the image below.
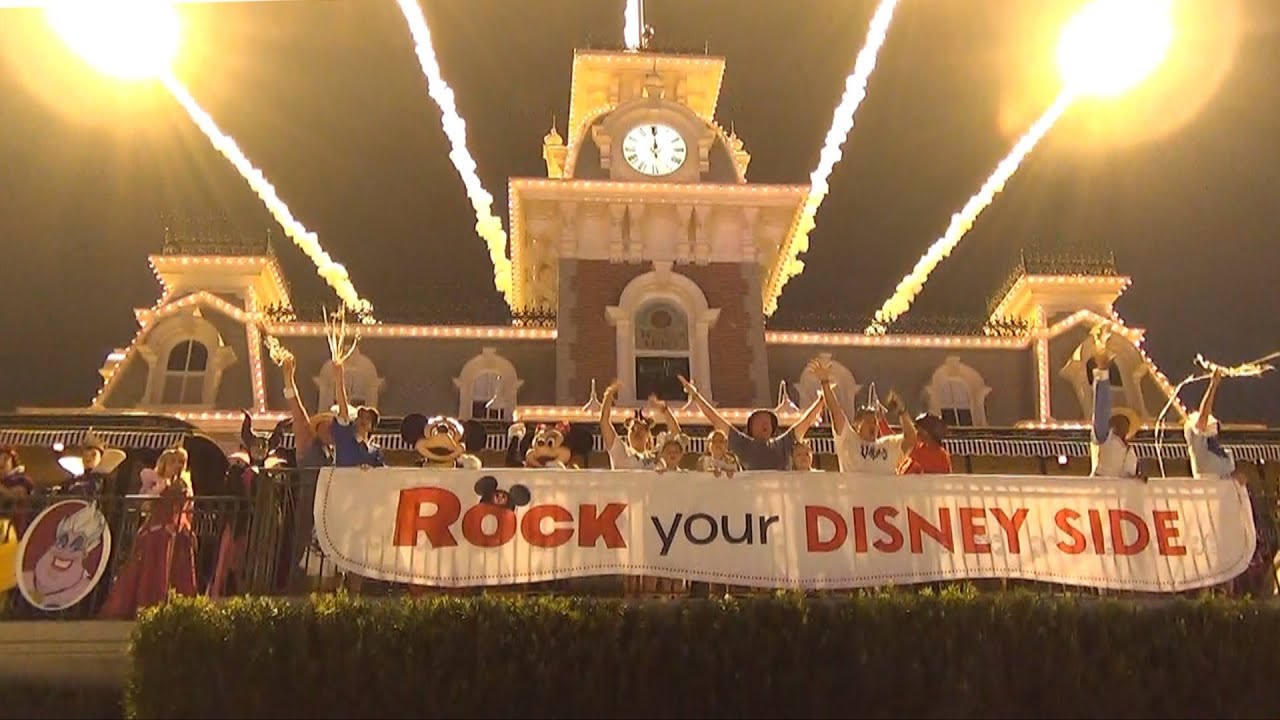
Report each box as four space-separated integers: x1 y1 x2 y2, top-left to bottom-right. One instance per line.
809 359 848 435
333 359 351 423
649 394 681 437
1196 368 1224 433
886 390 918 452
280 352 316 455
1090 351 1113 445
677 375 731 434
791 393 826 440
599 380 621 449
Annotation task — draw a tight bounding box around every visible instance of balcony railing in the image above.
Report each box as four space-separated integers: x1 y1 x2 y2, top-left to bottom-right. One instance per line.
3 467 1278 623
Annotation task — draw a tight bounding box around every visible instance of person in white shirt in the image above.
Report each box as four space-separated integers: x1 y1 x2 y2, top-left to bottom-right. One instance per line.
696 430 741 477
1089 344 1143 480
599 380 681 470
809 358 915 474
1184 368 1244 482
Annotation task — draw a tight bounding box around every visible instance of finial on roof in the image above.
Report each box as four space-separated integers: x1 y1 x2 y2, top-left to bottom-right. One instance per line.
544 116 563 146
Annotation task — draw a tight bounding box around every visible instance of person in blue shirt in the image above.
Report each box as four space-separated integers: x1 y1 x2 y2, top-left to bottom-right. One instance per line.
331 359 385 468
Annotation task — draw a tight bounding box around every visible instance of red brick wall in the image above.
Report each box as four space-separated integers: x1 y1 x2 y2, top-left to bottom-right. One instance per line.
561 261 762 407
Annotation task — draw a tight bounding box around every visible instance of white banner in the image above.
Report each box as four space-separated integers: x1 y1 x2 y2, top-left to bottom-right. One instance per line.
313 468 1257 592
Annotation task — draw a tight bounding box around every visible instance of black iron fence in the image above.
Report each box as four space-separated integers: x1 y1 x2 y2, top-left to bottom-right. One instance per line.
3 469 1278 621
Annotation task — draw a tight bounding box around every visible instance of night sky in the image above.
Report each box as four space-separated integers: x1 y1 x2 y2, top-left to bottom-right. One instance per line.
0 0 1276 422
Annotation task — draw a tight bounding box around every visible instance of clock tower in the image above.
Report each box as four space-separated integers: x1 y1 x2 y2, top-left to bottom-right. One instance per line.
511 49 810 409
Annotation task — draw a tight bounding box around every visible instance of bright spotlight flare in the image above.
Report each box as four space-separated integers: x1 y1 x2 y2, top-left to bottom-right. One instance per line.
44 0 180 80
623 0 642 51
394 0 514 306
766 0 900 316
44 0 375 321
866 0 1174 333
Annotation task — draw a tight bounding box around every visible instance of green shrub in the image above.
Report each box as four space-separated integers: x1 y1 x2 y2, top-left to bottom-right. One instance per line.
128 591 1280 719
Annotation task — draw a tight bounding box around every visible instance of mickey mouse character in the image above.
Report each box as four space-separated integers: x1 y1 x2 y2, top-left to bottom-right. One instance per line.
474 476 531 511
400 414 483 469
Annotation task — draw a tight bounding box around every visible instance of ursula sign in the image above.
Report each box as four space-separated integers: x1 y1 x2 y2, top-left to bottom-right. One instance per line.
314 468 1256 593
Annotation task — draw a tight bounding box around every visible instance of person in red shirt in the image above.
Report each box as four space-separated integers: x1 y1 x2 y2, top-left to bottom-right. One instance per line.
897 413 953 475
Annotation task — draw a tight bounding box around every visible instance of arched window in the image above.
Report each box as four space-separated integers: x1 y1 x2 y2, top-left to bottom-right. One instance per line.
137 308 237 409
937 377 974 427
925 356 991 427
471 371 507 420
606 262 720 405
162 340 208 405
633 301 690 401
454 348 523 420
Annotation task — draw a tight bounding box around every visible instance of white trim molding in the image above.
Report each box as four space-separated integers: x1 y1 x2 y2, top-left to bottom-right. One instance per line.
453 348 523 420
606 262 720 405
924 356 991 427
136 311 237 410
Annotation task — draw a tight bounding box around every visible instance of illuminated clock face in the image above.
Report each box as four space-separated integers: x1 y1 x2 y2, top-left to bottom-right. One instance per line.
622 123 688 177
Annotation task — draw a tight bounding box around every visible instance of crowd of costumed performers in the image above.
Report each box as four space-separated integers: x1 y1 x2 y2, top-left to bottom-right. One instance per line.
0 321 1273 618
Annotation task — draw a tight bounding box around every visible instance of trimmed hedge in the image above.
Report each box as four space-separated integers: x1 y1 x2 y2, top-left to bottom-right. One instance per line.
129 591 1280 719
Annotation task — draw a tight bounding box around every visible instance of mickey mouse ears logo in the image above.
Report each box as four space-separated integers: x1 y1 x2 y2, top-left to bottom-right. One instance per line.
474 476 530 511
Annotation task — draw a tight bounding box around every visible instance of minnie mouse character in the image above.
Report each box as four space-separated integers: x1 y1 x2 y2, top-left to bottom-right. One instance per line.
474 476 530 511
400 414 483 469
505 423 572 469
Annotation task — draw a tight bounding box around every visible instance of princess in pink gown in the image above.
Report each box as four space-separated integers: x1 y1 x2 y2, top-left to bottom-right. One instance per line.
100 448 198 619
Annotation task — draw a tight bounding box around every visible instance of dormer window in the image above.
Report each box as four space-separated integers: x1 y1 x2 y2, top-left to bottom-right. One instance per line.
454 349 523 421
162 340 208 405
137 310 237 409
925 356 991 427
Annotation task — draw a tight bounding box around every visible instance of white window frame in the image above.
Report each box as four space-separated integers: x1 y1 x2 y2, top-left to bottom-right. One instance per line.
605 262 719 405
925 356 991 427
454 348 523 420
136 311 236 409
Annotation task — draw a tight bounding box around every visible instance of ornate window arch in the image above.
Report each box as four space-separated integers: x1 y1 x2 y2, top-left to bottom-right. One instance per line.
925 356 990 427
606 262 720 404
1061 330 1151 421
316 350 383 410
795 353 862 423
137 310 237 409
453 348 523 420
